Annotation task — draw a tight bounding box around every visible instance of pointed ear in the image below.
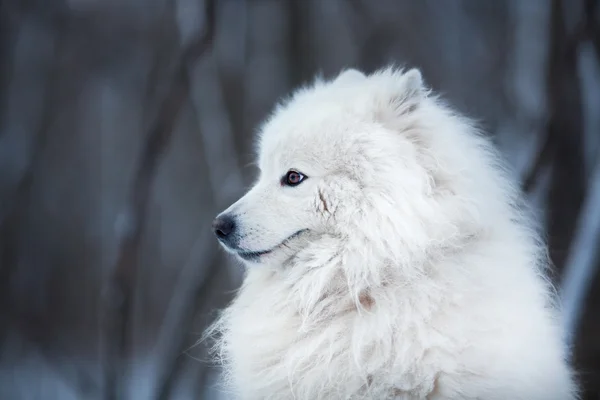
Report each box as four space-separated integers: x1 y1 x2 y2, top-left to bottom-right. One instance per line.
375 68 426 120
402 68 425 103
334 68 366 86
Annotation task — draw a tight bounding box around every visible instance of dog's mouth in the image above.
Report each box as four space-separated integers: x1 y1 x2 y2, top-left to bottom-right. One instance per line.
235 229 308 262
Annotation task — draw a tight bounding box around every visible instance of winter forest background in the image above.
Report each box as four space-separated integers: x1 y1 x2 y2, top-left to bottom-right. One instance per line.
0 0 599 399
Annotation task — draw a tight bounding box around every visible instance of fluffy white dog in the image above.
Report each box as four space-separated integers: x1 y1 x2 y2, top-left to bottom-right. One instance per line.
206 67 577 399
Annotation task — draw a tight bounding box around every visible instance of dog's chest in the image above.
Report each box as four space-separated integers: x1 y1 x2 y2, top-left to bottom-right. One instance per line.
221 271 442 399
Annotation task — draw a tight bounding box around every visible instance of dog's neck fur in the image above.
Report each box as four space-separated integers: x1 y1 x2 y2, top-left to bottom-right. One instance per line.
281 232 427 313
207 228 468 399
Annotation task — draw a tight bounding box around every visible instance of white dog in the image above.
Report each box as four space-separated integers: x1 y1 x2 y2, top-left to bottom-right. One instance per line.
206 67 577 399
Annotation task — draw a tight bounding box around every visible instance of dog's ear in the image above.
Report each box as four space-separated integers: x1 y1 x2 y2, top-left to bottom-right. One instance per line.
402 68 425 105
374 68 426 120
334 68 366 86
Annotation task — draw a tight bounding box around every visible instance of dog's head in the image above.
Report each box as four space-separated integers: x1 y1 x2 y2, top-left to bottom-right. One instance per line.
213 67 511 270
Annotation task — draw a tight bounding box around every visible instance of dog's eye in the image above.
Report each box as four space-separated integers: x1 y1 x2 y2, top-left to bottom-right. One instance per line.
282 170 306 187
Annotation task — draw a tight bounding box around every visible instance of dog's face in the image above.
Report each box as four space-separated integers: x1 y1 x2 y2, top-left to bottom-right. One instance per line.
213 68 487 267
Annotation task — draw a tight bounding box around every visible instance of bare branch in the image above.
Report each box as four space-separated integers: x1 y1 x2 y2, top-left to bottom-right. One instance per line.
0 1 65 347
560 0 600 348
152 243 224 400
543 0 586 273
153 1 247 392
521 128 556 193
584 0 600 59
562 156 600 347
522 0 598 194
100 0 216 399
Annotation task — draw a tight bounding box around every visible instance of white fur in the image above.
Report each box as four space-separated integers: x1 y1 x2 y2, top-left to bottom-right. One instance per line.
205 67 578 399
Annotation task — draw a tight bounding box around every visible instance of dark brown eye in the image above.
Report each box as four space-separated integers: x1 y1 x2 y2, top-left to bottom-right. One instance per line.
282 170 306 187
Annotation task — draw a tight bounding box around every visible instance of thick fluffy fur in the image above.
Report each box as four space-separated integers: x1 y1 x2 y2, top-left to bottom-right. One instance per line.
206 67 577 399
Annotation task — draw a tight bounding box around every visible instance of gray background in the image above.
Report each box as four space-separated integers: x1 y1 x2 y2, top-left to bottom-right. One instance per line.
0 0 599 399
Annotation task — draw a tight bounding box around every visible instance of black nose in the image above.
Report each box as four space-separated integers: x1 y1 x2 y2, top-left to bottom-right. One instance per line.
212 214 236 241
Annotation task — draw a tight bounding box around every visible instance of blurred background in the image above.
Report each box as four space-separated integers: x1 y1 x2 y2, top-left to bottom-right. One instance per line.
0 0 599 399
